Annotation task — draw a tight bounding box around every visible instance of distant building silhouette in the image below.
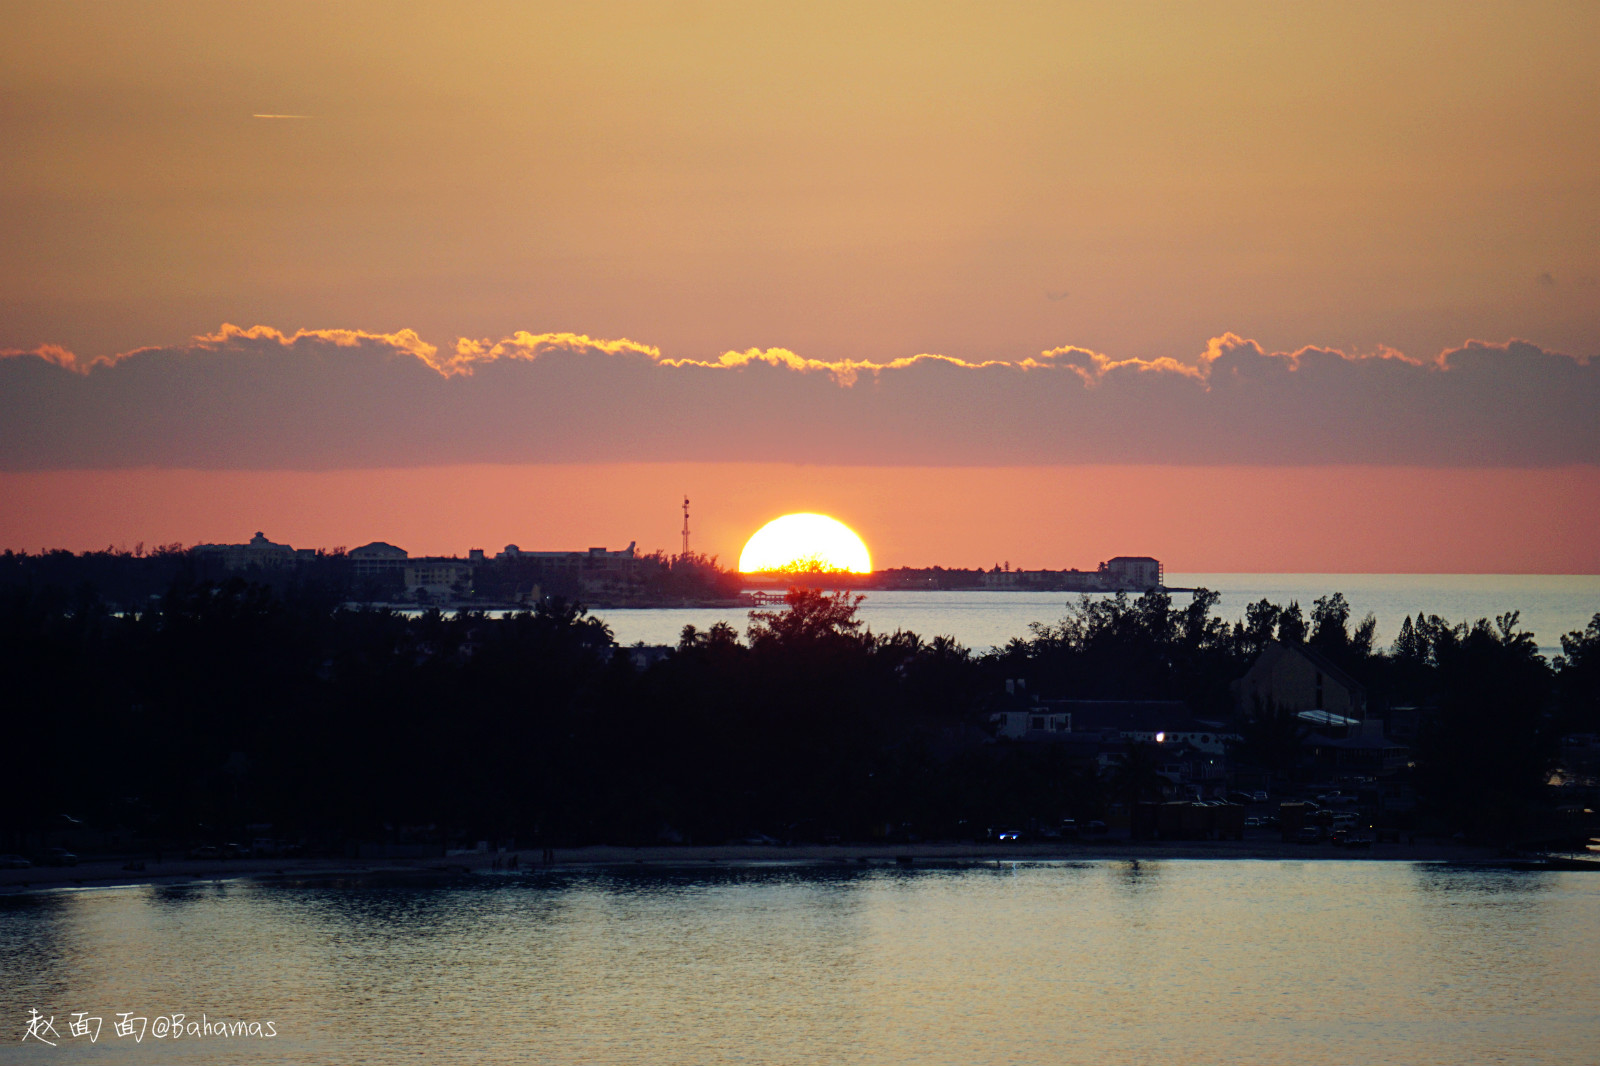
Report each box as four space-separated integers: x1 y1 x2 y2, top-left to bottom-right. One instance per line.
883 556 1164 592
404 559 474 601
990 681 1235 794
496 543 637 570
349 541 409 577
1098 556 1163 589
1233 641 1369 721
192 531 315 571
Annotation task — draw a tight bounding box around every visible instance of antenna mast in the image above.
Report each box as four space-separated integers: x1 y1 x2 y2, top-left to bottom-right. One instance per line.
681 496 691 558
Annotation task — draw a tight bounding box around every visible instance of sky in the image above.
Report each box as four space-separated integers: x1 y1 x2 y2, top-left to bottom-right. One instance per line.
2 1 1597 571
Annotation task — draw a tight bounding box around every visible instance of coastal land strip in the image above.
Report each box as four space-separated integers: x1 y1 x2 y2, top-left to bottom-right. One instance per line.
5 840 1595 897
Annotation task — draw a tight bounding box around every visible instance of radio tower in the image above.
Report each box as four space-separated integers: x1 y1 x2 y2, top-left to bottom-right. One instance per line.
681 496 691 559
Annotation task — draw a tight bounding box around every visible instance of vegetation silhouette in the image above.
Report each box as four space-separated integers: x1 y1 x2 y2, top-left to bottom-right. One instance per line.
2 569 1594 853
757 555 858 576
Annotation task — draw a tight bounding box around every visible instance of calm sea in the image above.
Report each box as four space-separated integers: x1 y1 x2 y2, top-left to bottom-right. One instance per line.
594 574 1600 655
3 862 1596 1065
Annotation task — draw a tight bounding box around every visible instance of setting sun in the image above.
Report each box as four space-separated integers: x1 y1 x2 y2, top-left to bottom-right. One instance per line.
738 513 872 574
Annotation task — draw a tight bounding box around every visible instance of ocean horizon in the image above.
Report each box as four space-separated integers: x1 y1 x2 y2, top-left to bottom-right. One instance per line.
589 572 1600 655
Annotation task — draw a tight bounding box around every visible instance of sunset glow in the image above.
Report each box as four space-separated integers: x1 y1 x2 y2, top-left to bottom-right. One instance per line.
0 3 1594 571
739 513 872 574
6 7 1600 1062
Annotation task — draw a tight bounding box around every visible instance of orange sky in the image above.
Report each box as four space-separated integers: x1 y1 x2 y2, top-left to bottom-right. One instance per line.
3 464 1596 574
4 2 1597 363
1 3 1597 570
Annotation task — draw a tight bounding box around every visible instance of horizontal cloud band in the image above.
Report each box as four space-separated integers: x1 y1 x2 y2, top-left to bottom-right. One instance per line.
2 326 1594 468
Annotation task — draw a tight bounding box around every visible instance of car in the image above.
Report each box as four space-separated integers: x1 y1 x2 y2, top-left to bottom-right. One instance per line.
187 845 221 860
34 847 78 867
1251 791 1269 803
738 833 781 846
1083 820 1108 835
995 829 1024 843
0 854 33 869
1293 826 1326 844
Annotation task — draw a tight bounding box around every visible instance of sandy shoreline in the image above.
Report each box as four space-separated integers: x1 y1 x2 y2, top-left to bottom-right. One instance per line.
4 837 1583 896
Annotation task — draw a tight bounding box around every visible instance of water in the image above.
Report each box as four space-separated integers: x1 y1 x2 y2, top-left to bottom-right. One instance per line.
593 574 1600 654
3 862 1597 1064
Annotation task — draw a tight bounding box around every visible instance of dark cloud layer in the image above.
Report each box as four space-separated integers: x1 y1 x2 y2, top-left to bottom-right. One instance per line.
2 326 1594 470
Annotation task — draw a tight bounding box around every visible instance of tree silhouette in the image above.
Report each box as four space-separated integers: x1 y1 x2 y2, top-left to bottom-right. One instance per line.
746 586 868 651
1415 612 1556 842
1310 593 1352 648
1277 601 1307 644
1234 695 1308 783
1556 613 1600 732
0 562 1577 851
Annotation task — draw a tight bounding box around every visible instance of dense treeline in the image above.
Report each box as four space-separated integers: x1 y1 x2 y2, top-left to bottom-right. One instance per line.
0 546 743 610
3 576 1597 851
0 546 363 605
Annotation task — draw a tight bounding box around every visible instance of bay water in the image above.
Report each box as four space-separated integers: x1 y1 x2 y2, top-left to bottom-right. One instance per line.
4 861 1597 1065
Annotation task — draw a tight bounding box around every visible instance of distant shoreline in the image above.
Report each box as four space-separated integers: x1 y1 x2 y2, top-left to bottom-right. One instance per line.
375 588 1196 612
5 839 1594 896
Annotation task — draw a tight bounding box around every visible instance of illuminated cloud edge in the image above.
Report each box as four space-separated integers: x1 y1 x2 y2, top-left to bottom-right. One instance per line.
2 326 1594 469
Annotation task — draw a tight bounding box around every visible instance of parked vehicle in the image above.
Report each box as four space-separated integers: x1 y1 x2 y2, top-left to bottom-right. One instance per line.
0 854 33 869
1294 826 1326 844
34 848 78 866
738 833 781 846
